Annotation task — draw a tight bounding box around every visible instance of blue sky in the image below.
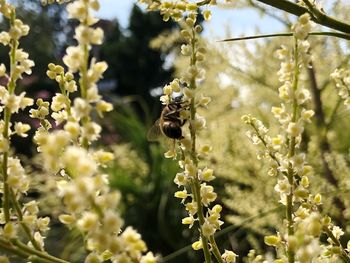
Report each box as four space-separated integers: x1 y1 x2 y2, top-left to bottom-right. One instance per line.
95 0 286 37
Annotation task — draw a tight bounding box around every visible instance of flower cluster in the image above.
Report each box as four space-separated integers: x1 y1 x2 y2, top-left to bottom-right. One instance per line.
29 0 156 262
243 14 350 262
40 0 72 5
140 1 236 262
139 0 215 22
0 0 51 260
330 67 350 107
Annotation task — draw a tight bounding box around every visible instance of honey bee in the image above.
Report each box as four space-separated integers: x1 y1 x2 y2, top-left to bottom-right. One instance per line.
147 98 189 141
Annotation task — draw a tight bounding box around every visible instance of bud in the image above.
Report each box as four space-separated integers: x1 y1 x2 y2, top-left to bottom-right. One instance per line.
264 235 280 246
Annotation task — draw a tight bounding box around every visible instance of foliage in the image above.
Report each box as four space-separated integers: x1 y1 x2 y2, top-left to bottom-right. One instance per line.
100 4 176 113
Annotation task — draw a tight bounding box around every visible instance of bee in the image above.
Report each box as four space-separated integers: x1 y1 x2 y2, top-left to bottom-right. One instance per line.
147 98 189 141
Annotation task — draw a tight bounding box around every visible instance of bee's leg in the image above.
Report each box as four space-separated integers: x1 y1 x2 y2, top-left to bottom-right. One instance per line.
163 110 178 118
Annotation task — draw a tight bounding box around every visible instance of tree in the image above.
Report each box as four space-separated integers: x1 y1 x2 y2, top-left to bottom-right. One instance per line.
100 4 176 114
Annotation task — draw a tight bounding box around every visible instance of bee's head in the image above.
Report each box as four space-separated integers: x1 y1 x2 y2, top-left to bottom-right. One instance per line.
173 94 184 103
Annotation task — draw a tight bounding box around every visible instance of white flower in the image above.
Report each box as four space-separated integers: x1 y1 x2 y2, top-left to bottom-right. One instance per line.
274 176 291 194
287 122 304 137
3 94 21 113
77 212 99 232
0 31 10 45
0 64 6 76
200 183 217 206
81 122 102 142
63 46 84 72
202 219 215 237
72 98 92 120
140 252 157 263
14 122 30 137
332 226 344 240
51 93 69 112
222 250 238 263
62 146 97 177
200 167 215 181
88 60 107 83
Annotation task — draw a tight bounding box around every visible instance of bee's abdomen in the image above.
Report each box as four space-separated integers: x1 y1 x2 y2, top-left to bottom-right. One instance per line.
162 122 183 139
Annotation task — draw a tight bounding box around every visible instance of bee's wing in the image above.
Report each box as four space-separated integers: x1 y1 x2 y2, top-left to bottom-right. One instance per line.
147 119 162 142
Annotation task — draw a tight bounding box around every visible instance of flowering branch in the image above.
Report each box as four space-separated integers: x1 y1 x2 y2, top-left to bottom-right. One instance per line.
140 1 237 262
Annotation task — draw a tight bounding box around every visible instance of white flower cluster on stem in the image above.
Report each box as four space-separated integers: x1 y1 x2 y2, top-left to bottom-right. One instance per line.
0 1 72 262
242 14 350 263
140 1 236 263
29 0 157 262
330 68 350 108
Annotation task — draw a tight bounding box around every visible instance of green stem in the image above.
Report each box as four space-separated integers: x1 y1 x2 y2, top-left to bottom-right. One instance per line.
2 10 18 223
250 123 281 167
323 226 350 263
0 239 53 263
255 0 350 34
0 238 30 259
220 31 350 42
10 189 43 251
79 43 90 149
2 146 10 223
191 180 212 263
209 235 225 263
188 27 212 263
285 37 300 263
12 239 70 263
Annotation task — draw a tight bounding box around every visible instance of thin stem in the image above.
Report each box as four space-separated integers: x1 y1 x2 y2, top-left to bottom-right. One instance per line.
285 37 300 263
188 27 212 263
2 9 18 223
191 179 212 262
220 31 350 42
10 189 43 251
79 43 90 149
250 123 281 167
323 226 350 263
209 235 225 263
12 239 70 263
0 238 30 259
78 9 90 149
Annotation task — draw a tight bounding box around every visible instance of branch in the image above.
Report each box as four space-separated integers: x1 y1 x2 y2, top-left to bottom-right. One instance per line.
254 0 350 34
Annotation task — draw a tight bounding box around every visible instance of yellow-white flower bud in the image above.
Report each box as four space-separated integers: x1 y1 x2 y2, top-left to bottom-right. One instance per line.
4 222 17 238
174 190 188 199
264 235 281 246
192 240 203 250
164 149 176 159
163 85 172 95
182 216 194 226
202 10 211 21
314 193 322 205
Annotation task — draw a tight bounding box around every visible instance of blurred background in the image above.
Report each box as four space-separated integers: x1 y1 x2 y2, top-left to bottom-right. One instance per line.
4 0 350 262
